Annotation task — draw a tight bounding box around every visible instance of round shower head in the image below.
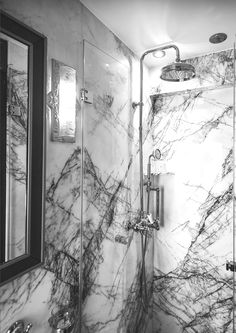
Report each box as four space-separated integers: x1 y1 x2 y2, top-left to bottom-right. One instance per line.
160 62 196 82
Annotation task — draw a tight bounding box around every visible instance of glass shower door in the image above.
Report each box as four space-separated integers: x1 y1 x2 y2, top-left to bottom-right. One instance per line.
80 39 137 332
233 40 236 333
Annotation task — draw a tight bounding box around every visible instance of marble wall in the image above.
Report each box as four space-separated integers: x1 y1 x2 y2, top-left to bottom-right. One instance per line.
148 50 235 332
2 2 234 333
0 1 152 333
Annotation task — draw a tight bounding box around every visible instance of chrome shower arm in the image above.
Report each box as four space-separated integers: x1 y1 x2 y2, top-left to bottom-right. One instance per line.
140 44 181 63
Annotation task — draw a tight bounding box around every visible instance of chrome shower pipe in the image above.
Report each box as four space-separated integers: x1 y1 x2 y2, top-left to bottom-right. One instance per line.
147 153 155 181
138 44 181 309
139 44 180 214
146 153 155 214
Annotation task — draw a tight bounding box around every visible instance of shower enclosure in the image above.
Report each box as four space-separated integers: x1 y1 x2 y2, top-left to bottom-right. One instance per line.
145 47 236 332
1 2 236 333
80 39 236 333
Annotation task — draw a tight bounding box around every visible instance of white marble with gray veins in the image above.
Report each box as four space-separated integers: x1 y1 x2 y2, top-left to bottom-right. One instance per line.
150 86 234 333
0 2 151 332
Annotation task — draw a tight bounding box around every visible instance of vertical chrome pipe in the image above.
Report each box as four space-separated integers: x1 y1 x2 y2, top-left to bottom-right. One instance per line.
138 56 146 308
138 44 180 309
146 154 154 214
139 56 144 214
232 40 236 333
78 39 86 333
139 44 181 215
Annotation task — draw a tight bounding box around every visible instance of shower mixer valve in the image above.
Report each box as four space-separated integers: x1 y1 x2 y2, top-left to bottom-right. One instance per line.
143 213 160 230
128 212 160 232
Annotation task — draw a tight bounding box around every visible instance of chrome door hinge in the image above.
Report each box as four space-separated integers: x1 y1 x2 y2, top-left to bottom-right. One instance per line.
226 260 236 272
80 88 93 104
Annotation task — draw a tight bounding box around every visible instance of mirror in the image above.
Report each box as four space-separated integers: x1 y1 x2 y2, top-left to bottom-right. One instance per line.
0 33 28 262
0 11 46 285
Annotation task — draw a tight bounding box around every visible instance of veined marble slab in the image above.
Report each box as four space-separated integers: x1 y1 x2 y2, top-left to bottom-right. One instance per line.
150 86 234 332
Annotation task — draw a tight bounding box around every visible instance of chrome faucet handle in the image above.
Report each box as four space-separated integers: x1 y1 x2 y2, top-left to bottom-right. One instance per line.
6 320 32 333
24 323 33 333
7 321 24 333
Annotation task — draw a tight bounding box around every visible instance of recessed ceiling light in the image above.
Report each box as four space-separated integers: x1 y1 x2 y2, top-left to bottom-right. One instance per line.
209 33 227 44
153 50 166 58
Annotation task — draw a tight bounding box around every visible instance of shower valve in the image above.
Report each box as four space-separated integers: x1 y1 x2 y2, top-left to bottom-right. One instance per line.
127 213 160 233
144 180 152 187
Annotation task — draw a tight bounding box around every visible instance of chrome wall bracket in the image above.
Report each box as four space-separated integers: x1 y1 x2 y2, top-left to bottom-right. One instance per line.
80 88 93 104
226 260 236 272
132 101 143 109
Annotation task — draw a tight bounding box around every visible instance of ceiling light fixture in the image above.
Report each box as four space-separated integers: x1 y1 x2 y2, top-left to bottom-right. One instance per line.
153 50 166 58
209 33 227 44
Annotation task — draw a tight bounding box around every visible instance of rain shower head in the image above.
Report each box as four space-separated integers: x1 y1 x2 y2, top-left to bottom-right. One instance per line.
160 62 196 82
140 44 196 82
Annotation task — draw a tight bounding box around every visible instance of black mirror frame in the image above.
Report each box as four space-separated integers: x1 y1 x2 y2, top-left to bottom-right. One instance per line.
0 10 47 285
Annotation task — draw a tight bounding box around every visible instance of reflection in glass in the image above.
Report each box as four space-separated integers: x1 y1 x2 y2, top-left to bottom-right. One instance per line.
0 32 28 261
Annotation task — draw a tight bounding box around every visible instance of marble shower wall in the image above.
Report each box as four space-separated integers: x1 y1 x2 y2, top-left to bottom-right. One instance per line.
148 50 235 332
0 1 153 333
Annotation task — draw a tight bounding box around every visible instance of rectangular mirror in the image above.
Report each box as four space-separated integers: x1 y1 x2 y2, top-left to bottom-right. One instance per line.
0 10 46 285
0 32 28 262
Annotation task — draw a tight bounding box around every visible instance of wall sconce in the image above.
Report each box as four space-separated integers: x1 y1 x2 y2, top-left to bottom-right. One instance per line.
48 59 76 142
